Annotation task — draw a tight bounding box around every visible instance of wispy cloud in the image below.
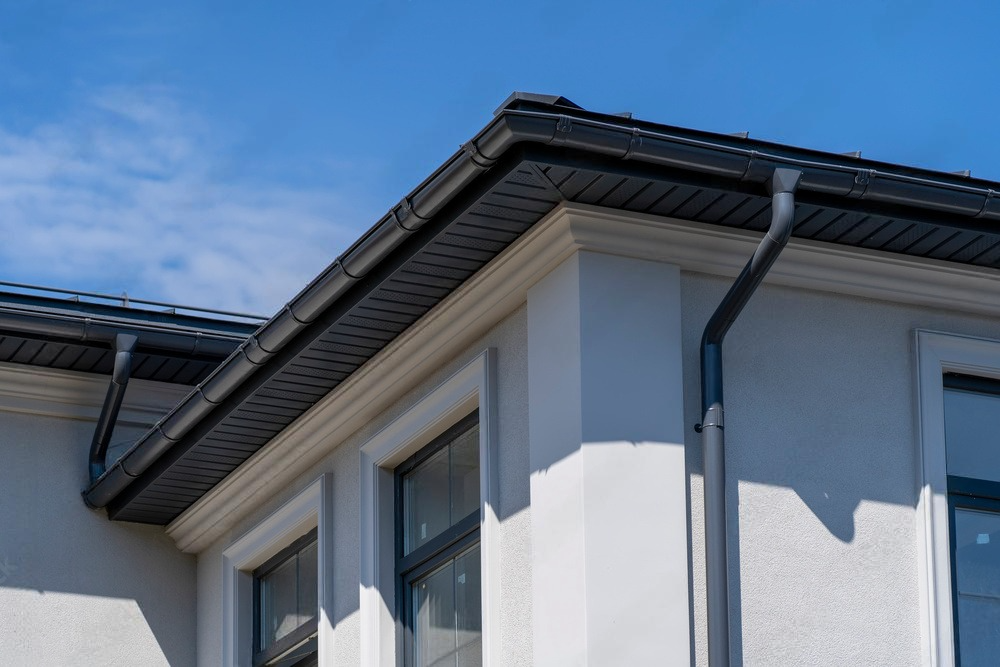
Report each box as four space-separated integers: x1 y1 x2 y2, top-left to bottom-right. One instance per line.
0 85 375 314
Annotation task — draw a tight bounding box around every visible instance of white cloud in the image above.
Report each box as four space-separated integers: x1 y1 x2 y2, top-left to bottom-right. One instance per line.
0 85 374 315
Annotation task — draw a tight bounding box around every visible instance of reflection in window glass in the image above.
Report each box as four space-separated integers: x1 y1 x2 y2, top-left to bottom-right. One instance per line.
954 508 1000 665
260 556 300 647
397 412 482 667
944 388 1000 481
403 423 480 555
412 545 482 667
255 533 318 655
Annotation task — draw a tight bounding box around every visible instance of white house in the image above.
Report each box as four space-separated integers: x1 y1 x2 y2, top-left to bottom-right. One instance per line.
4 92 1000 666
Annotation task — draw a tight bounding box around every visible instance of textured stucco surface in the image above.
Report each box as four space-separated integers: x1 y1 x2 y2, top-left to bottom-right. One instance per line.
681 271 1000 666
0 403 196 666
198 305 531 666
195 258 1000 666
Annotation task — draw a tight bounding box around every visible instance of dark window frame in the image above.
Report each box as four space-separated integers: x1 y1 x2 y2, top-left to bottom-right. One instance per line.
943 373 1000 666
251 527 319 667
394 410 481 667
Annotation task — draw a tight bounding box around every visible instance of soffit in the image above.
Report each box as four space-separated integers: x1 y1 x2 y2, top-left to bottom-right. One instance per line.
109 137 1000 524
0 294 255 385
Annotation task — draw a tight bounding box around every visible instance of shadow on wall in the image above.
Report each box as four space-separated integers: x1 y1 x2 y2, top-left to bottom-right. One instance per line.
676 272 1000 664
682 274 928 542
0 415 195 666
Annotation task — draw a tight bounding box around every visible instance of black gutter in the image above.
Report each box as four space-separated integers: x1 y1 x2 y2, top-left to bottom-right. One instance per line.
89 333 138 482
0 305 246 357
83 95 1000 511
698 168 801 666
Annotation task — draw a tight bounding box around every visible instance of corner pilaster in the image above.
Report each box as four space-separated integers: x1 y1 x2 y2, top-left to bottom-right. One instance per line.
527 249 691 665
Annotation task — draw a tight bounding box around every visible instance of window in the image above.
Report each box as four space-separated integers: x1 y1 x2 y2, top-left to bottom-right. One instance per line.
359 349 498 667
252 528 319 667
223 474 333 667
943 374 1000 665
396 411 482 667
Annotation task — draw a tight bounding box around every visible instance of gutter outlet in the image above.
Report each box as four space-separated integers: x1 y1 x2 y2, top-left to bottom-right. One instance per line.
699 167 801 666
88 333 138 483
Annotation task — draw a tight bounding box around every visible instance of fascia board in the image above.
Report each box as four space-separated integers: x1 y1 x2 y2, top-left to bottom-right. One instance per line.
95 102 1000 511
166 202 1000 552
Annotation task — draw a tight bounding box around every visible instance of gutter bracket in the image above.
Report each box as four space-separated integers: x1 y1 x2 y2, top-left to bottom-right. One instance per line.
975 189 996 219
847 169 873 198
395 197 428 232
461 140 497 170
87 333 138 484
550 115 573 146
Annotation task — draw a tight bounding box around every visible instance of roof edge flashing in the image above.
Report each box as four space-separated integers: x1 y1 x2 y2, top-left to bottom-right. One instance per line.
493 91 582 116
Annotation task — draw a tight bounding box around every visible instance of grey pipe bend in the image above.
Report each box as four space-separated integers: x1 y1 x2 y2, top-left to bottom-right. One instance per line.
88 333 138 483
700 168 801 666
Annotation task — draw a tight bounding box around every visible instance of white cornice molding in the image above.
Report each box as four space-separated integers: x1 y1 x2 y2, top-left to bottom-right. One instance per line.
167 201 580 552
565 203 1000 316
167 202 1000 552
0 361 190 426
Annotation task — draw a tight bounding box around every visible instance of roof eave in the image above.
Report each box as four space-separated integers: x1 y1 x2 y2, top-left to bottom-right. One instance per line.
83 93 1000 511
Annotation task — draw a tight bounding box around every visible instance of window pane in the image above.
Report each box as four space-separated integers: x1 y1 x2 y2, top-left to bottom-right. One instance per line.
944 389 1000 482
455 546 482 667
403 422 480 556
954 508 1000 664
451 425 480 526
411 545 482 667
298 540 318 622
957 597 1000 667
413 559 456 667
259 555 300 650
404 447 451 554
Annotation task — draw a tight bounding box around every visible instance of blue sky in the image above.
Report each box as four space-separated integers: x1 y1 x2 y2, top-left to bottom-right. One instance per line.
1 1 998 314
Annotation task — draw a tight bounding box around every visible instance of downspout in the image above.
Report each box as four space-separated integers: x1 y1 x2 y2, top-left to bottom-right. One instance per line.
699 167 801 666
88 333 138 483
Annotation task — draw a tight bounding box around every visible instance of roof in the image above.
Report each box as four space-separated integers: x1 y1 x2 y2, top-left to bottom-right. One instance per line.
85 92 1000 522
0 287 257 385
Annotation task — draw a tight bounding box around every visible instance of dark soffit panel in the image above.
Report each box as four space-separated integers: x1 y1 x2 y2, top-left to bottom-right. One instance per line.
103 96 1000 523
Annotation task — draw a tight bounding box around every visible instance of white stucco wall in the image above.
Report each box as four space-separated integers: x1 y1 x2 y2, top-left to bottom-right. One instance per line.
193 241 1000 665
0 375 197 666
197 305 531 667
681 272 1000 666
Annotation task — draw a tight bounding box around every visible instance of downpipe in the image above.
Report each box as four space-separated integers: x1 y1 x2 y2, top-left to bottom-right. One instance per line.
88 333 138 483
699 168 802 666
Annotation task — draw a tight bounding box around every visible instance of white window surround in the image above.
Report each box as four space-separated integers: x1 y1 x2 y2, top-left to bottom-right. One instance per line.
222 474 334 667
359 349 498 667
915 330 1000 667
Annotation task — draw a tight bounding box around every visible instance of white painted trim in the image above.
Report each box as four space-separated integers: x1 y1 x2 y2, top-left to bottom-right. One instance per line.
168 199 580 552
0 360 188 425
914 331 1000 667
169 202 1000 552
221 474 334 667
563 203 1000 317
359 350 498 667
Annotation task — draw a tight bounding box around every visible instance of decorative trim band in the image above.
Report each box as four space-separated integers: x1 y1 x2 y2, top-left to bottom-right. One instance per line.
0 361 190 426
167 202 1000 551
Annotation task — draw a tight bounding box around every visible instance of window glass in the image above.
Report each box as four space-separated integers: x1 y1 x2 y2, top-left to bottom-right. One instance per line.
412 544 482 667
260 556 300 648
297 540 318 626
403 422 480 555
255 532 318 658
954 508 1000 665
454 546 483 665
450 426 480 524
398 412 481 667
944 388 1000 482
405 447 451 555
